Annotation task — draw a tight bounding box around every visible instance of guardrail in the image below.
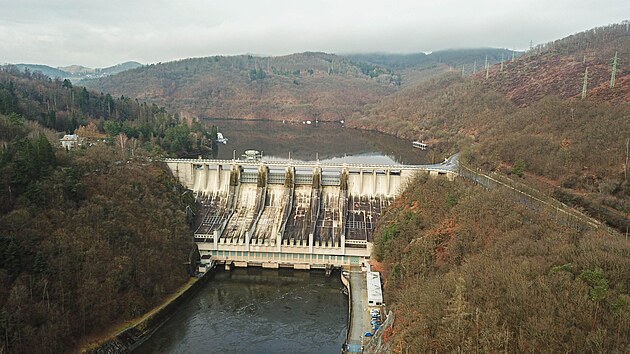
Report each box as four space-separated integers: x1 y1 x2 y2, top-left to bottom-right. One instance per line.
162 157 456 172
459 164 602 232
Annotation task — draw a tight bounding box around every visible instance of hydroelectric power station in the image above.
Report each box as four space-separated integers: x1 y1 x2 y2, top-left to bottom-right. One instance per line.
165 157 457 271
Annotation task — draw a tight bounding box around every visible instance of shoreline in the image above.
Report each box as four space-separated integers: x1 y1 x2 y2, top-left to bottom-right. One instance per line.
80 272 213 354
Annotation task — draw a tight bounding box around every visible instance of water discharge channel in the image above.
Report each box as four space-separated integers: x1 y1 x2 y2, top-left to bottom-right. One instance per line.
134 269 348 354
136 120 431 353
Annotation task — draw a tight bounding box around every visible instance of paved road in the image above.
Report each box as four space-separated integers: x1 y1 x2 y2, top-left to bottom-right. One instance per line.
420 152 460 172
346 269 371 352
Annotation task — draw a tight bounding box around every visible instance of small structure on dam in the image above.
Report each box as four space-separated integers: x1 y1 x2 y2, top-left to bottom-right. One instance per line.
165 157 457 271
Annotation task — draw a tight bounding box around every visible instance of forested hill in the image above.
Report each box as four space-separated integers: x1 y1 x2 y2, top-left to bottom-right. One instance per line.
371 175 630 353
83 52 399 121
480 22 630 106
346 48 522 72
349 22 630 232
0 67 204 353
82 49 516 121
0 66 214 156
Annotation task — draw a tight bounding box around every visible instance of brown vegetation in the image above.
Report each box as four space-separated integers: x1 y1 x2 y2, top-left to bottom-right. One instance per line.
373 175 630 353
83 49 515 122
0 114 196 352
349 23 630 231
84 53 398 122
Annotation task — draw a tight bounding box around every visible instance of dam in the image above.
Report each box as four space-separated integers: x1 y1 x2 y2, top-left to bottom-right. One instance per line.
165 157 457 271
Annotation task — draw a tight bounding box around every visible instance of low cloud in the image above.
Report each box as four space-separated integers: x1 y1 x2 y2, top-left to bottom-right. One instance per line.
0 0 627 67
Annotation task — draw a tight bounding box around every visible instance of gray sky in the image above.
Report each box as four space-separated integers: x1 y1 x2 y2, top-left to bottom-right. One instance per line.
0 0 628 68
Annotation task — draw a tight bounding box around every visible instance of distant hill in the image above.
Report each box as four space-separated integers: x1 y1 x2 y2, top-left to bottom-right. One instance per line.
345 52 433 69
14 64 70 79
83 52 400 121
96 61 143 76
346 48 521 70
345 48 523 86
83 49 518 121
429 48 522 68
7 61 143 82
59 64 94 74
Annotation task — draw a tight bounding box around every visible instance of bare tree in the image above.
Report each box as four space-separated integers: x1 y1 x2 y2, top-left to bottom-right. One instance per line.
117 132 129 158
581 67 589 99
625 137 629 181
485 56 489 79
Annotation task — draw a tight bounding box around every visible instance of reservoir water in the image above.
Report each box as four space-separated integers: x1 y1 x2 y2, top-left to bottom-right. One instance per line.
201 119 434 165
137 120 425 353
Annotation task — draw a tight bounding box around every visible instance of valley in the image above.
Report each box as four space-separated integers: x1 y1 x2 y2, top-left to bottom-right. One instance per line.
0 18 628 354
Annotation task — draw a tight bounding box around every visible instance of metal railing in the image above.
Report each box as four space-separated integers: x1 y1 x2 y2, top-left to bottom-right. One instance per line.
459 164 602 232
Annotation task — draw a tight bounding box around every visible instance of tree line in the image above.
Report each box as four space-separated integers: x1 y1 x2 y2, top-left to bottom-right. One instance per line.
0 66 213 156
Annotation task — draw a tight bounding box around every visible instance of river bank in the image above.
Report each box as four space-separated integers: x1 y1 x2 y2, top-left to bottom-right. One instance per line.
82 273 212 354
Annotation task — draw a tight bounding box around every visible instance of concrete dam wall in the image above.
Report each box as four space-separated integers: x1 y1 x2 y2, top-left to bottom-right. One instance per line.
165 158 456 269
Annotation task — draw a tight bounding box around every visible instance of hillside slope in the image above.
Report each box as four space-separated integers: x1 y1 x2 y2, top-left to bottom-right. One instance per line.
0 66 213 157
84 49 516 121
349 23 630 231
372 175 630 353
84 52 399 121
480 22 630 106
0 120 196 354
0 66 201 354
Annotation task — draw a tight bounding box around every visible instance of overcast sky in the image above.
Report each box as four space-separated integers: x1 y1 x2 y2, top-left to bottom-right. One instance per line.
0 0 628 68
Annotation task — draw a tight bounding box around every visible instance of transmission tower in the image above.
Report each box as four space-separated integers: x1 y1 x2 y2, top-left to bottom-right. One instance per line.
610 51 618 88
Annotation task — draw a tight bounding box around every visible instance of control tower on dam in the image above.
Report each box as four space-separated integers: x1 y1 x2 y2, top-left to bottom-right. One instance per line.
164 158 457 270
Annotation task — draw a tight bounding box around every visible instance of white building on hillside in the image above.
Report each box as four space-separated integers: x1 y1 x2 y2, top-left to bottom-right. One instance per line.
60 134 79 149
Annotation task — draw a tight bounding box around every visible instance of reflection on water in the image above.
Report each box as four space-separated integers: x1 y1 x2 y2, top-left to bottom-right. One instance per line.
204 119 433 165
134 269 348 354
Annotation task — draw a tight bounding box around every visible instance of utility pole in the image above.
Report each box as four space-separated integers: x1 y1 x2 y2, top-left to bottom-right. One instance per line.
473 60 477 74
500 53 504 72
610 51 618 88
581 67 589 99
512 50 516 62
462 65 465 76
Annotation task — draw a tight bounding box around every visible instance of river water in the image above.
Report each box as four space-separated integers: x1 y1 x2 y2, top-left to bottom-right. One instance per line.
137 120 423 353
134 269 348 354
